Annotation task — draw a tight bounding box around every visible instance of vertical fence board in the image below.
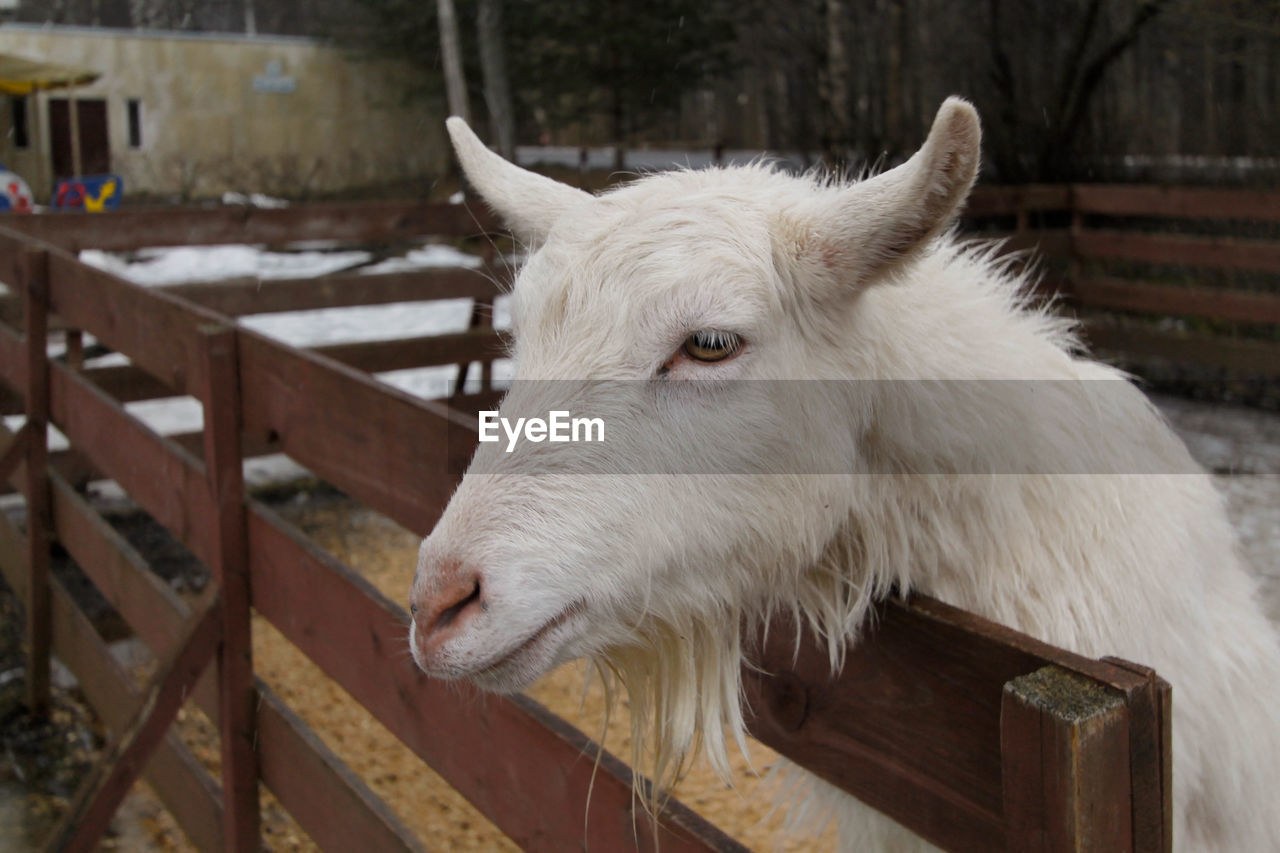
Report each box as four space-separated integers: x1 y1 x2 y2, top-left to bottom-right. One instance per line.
1001 667 1133 853
1101 657 1174 853
21 247 51 715
197 326 259 853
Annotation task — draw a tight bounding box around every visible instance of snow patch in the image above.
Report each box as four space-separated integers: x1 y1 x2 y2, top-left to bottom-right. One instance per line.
360 244 485 274
80 244 371 286
222 191 289 209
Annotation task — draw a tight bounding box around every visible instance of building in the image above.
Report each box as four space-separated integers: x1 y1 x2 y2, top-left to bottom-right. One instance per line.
0 24 447 202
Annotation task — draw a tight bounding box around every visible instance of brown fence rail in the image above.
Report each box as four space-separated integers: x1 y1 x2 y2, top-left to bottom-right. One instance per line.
0 186 1241 852
960 184 1280 380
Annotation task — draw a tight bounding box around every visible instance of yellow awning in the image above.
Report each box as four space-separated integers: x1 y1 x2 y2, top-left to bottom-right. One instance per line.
0 54 99 95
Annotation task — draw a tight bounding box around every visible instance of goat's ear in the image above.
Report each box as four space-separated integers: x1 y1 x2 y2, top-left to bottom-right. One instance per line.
796 97 980 285
446 117 591 246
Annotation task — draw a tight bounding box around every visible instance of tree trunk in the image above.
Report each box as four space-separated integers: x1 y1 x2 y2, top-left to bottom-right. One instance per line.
476 0 515 159
436 0 470 122
821 0 853 170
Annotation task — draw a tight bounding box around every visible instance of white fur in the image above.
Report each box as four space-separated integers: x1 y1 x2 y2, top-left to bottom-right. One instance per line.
411 100 1280 851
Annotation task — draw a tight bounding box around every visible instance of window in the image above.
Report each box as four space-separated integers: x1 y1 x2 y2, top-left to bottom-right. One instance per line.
127 98 142 148
11 97 28 148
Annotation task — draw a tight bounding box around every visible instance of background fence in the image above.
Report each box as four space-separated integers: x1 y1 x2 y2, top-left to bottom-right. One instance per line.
964 184 1280 390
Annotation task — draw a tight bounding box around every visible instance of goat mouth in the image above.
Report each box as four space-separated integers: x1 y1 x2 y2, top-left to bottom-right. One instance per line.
474 602 585 679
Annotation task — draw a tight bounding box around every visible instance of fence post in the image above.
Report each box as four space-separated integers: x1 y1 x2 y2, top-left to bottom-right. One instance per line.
64 329 84 371
21 247 51 716
454 242 496 397
197 324 260 852
476 241 496 393
1002 665 1134 852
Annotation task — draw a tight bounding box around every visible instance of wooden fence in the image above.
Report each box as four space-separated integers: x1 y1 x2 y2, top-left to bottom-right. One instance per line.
3 185 1256 851
963 184 1280 380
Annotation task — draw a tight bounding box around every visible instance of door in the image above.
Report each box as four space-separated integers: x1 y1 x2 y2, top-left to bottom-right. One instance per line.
49 98 110 180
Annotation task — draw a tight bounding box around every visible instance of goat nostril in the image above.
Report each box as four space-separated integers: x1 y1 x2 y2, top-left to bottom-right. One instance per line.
433 579 482 633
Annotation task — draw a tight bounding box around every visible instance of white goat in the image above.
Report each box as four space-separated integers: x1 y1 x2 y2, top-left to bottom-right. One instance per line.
409 99 1280 851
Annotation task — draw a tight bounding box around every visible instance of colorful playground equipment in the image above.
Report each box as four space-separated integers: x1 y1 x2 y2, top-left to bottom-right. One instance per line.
53 173 124 212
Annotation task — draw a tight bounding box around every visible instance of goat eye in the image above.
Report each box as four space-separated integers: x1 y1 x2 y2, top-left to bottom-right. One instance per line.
681 330 742 363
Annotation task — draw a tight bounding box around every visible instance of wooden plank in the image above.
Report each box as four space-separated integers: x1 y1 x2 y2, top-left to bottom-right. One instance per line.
6 201 503 252
1075 231 1280 274
256 685 428 853
1156 682 1172 850
45 589 223 853
0 225 35 283
0 292 20 326
72 363 178 406
1072 277 1280 325
0 499 27 599
1084 325 1280 376
965 185 1073 218
197 326 259 853
8 328 502 417
159 266 507 318
0 318 23 394
22 246 52 715
3 265 499 326
1 446 96 498
741 597 1152 853
1101 658 1173 853
1072 185 1280 222
972 229 1073 259
313 329 505 375
1001 667 1132 852
745 605 1015 851
44 249 226 398
64 329 83 370
238 330 476 536
0 421 29 482
49 474 190 654
0 384 20 417
247 501 745 852
47 360 217 566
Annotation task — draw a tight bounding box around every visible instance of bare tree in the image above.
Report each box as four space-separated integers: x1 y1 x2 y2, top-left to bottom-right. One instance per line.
820 0 854 169
476 0 516 159
1043 0 1174 175
436 0 470 122
985 0 1174 180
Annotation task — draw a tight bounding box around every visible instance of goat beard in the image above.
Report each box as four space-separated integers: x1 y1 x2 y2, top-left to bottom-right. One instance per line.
587 524 884 817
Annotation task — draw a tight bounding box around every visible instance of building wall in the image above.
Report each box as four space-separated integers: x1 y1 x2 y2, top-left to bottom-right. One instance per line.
0 25 447 201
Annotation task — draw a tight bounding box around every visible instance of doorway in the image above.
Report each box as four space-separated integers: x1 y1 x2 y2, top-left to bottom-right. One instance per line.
48 98 110 180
